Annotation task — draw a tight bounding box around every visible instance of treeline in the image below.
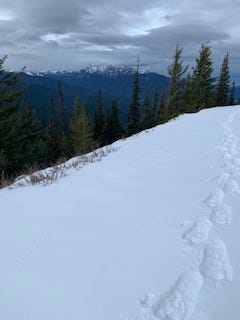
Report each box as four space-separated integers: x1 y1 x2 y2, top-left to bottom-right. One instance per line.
0 43 238 186
124 43 237 137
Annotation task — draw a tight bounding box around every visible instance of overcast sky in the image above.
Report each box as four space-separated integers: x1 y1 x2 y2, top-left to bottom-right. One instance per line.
1 0 240 80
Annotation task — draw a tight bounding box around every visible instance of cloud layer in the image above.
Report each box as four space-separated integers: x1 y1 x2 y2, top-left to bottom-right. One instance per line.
0 0 239 80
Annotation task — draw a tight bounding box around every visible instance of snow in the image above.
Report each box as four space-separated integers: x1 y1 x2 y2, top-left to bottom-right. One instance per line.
155 270 203 320
182 217 212 246
79 65 146 75
1 106 240 320
200 238 233 282
23 71 34 76
24 65 148 77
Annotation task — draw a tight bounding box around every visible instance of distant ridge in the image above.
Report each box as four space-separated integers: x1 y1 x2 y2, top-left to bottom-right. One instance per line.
23 64 148 77
20 65 170 124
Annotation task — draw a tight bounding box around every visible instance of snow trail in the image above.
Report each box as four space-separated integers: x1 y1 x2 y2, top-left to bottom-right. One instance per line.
154 271 203 320
136 109 240 320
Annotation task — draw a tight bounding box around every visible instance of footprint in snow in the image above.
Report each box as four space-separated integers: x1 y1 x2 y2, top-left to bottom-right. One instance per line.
209 203 232 225
182 217 212 246
154 270 203 320
203 190 224 209
200 238 233 282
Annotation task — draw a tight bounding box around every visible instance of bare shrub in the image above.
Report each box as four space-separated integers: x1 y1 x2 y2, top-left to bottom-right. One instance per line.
6 145 119 189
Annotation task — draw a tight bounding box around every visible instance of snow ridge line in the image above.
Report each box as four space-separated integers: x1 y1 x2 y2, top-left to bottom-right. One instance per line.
133 111 240 320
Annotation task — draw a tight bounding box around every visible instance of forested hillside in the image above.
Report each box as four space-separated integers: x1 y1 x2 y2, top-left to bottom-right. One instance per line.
0 43 239 186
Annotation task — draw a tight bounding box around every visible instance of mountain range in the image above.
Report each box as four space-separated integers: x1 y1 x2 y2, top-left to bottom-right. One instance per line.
19 65 240 124
20 65 170 124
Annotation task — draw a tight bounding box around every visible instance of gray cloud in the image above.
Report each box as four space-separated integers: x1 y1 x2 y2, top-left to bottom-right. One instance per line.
0 0 239 81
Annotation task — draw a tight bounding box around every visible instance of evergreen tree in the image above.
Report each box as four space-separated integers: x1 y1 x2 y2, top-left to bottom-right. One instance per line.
46 95 59 162
93 89 104 144
229 81 236 105
215 53 230 106
111 100 123 141
142 93 155 129
70 97 94 155
167 45 188 117
21 104 42 169
102 108 113 145
0 55 25 181
191 43 215 109
0 57 44 184
153 90 159 123
183 73 195 112
57 81 69 158
156 90 169 124
126 65 141 136
102 100 123 145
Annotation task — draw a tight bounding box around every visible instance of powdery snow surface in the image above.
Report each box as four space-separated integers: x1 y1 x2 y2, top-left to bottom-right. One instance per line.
1 106 240 320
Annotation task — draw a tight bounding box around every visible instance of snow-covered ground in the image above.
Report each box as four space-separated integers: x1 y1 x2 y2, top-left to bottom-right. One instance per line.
1 106 240 320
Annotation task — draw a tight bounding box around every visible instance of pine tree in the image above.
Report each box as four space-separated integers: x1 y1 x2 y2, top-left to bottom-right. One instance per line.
111 100 123 141
70 97 94 155
21 104 42 169
0 56 25 181
156 90 169 124
46 95 59 163
93 89 104 144
191 43 216 110
102 100 123 145
57 81 69 158
153 90 159 122
142 94 155 130
0 150 7 179
167 45 188 117
102 108 112 145
215 53 230 106
183 73 195 112
229 81 236 105
126 65 141 136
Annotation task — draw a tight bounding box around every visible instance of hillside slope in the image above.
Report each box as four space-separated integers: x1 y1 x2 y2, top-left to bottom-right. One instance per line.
1 106 240 320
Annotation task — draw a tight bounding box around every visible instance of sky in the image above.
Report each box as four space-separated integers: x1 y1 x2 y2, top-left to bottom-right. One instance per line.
0 0 240 80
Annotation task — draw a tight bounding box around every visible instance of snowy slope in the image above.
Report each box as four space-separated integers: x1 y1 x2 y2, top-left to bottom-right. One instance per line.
1 106 240 320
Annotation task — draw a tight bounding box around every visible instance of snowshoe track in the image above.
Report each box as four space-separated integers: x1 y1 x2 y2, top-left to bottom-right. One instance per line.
133 110 240 320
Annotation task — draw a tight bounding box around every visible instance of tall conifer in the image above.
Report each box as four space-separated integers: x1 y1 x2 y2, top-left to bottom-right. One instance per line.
167 45 188 116
102 100 123 145
142 94 155 129
153 90 159 123
0 56 24 181
46 95 59 162
156 91 169 124
57 81 69 158
126 64 141 136
183 73 195 112
21 104 42 169
70 97 94 155
191 43 215 109
229 81 236 105
215 53 230 106
93 89 104 144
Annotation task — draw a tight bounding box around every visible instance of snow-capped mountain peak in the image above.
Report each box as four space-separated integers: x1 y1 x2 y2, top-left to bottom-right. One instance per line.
23 64 147 77
80 64 146 75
